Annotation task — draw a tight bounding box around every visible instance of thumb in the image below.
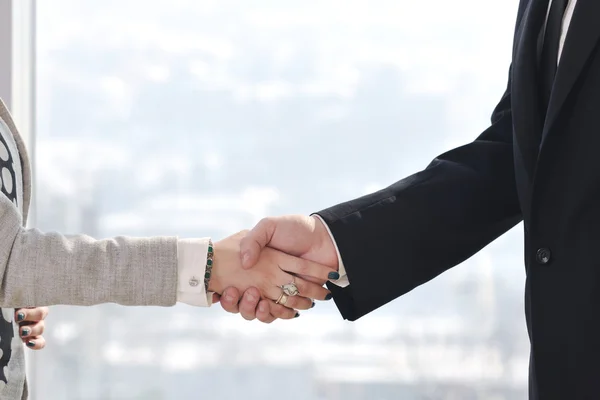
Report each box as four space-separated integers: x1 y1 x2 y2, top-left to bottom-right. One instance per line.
240 218 277 269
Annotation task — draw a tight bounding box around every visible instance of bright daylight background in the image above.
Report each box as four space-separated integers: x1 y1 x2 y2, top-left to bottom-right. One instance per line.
30 0 527 399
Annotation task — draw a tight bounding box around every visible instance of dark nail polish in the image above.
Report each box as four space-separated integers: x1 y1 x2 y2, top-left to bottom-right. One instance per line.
17 312 25 322
325 293 333 301
294 312 300 318
328 272 340 280
311 302 315 309
26 341 35 348
21 328 30 337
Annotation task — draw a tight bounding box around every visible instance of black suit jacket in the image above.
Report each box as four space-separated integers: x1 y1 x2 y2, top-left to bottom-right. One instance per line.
319 0 600 398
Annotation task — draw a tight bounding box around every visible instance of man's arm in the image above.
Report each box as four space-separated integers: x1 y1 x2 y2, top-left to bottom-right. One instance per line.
318 74 521 320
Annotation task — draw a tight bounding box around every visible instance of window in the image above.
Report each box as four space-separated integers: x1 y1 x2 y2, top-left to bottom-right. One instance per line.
30 1 526 399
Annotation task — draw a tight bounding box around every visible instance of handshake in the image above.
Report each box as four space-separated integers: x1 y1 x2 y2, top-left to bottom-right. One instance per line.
208 215 340 323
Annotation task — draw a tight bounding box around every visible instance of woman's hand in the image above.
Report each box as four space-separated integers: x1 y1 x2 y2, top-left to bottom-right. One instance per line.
15 307 48 350
210 231 336 312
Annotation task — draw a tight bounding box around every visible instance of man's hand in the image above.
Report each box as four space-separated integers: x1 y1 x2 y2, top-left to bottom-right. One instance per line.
240 215 339 272
15 307 49 350
219 215 340 322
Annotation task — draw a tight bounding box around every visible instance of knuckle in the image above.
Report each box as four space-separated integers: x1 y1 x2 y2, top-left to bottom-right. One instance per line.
297 260 309 275
257 314 272 324
295 280 308 297
282 297 296 309
247 287 261 298
241 313 255 321
224 306 240 314
271 305 287 318
295 299 311 310
276 306 295 319
258 217 272 228
240 303 257 320
257 218 275 239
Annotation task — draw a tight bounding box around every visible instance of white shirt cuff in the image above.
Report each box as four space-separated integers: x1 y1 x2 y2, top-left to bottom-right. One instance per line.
312 214 350 288
176 238 214 307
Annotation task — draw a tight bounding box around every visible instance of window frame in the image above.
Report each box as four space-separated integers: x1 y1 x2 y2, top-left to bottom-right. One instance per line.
0 0 38 397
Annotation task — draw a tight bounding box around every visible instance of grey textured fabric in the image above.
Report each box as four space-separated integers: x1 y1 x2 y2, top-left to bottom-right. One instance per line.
0 98 181 399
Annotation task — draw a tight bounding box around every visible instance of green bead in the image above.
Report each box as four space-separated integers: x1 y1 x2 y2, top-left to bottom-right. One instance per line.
208 245 213 253
207 259 213 266
205 272 211 279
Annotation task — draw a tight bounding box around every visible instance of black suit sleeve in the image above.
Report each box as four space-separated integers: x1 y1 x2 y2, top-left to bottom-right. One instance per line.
318 68 522 321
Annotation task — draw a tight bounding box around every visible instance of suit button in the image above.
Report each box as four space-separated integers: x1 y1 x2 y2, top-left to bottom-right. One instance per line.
536 248 551 264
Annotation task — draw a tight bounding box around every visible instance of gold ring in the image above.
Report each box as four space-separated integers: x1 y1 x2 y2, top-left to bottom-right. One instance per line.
275 293 289 305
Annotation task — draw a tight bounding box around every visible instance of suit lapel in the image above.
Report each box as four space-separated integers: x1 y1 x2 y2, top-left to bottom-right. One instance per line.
541 0 600 147
512 0 548 179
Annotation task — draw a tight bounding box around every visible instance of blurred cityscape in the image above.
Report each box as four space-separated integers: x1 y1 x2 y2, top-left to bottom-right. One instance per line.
29 0 528 399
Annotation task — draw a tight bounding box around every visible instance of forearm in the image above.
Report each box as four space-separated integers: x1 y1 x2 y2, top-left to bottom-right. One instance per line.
320 86 522 320
0 195 179 307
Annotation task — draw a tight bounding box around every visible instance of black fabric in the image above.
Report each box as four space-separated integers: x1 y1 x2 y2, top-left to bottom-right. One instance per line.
539 0 569 117
321 0 600 398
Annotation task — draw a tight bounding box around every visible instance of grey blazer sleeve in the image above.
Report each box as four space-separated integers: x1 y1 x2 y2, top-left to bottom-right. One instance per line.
0 99 179 308
0 184 180 308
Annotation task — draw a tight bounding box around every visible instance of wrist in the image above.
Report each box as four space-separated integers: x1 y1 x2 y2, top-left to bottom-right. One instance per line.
310 214 340 271
208 240 224 294
208 236 247 294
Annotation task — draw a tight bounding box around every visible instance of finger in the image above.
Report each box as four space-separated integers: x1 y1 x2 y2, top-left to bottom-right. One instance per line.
263 270 318 310
293 276 332 301
271 266 331 302
269 302 299 320
239 287 261 321
279 294 316 310
212 293 221 304
297 274 329 285
19 321 44 339
16 307 49 323
255 300 276 323
274 253 338 284
259 282 314 311
24 337 46 350
240 218 277 269
257 299 297 321
219 287 242 314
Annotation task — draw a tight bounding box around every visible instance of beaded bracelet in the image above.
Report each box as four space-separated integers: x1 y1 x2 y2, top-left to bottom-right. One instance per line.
204 239 214 292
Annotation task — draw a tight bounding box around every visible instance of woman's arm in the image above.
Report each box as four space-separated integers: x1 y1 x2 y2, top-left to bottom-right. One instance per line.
0 192 179 307
0 196 336 309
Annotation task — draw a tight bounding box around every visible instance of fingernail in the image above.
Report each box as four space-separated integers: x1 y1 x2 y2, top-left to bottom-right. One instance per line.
21 328 30 337
26 341 35 348
17 312 25 322
242 251 250 265
259 304 267 313
294 312 300 318
311 302 316 309
246 292 256 302
224 295 234 303
328 272 340 280
325 293 333 300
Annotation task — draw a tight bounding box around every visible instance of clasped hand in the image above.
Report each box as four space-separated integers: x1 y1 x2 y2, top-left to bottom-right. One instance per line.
210 215 340 322
209 225 337 319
